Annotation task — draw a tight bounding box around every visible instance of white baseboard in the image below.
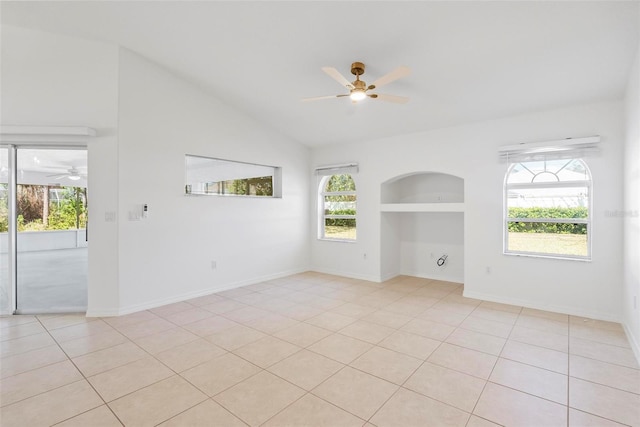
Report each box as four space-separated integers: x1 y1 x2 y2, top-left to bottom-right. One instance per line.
86 267 308 317
400 270 464 285
463 289 623 323
310 267 381 283
623 323 640 366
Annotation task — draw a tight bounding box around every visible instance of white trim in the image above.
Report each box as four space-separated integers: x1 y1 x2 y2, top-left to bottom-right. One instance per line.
314 163 358 176
498 135 600 153
0 126 97 145
463 289 622 323
380 202 465 213
310 267 380 283
399 270 464 284
623 323 640 367
498 135 600 163
86 267 308 317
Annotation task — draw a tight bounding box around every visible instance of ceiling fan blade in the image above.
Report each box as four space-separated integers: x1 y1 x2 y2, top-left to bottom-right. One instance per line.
373 93 410 104
302 94 349 102
371 66 411 89
322 67 355 89
46 173 66 178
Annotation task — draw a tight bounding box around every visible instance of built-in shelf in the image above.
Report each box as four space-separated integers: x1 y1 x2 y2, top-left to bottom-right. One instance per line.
380 202 465 213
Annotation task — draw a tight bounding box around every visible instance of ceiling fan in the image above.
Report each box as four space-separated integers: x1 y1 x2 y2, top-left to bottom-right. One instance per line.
303 61 411 104
46 167 85 181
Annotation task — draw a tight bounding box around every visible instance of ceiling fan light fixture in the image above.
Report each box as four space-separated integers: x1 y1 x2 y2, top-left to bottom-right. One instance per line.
68 175 81 181
350 89 367 101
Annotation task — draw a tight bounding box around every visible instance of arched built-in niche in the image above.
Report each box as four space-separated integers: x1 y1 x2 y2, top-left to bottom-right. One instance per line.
380 172 465 283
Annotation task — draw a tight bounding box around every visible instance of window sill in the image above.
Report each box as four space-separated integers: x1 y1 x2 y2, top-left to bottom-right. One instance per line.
317 238 357 244
504 251 591 262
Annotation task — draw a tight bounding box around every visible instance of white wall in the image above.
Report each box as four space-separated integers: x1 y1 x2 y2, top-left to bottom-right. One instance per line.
623 39 640 358
114 49 310 314
0 26 120 314
312 100 625 321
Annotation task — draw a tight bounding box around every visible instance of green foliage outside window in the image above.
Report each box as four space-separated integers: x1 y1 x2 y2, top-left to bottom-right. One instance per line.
508 207 587 234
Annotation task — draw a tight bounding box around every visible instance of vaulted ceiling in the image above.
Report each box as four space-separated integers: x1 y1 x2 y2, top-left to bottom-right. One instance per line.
1 1 638 147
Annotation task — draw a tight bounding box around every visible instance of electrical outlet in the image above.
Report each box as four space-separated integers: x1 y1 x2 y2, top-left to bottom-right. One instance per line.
486 266 491 274
363 253 367 260
211 260 217 270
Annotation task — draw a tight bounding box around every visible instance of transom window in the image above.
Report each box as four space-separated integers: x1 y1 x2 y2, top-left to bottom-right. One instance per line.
319 174 356 241
505 158 591 259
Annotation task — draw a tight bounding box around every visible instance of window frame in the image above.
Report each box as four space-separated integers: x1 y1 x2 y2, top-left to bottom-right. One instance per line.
503 159 592 261
318 174 357 242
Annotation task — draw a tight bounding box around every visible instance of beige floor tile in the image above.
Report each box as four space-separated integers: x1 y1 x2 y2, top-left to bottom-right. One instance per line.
149 301 194 317
159 399 246 426
459 316 513 338
569 377 640 426
308 297 346 312
570 336 639 368
339 320 395 344
568 408 628 427
404 362 486 412
501 339 568 374
0 380 103 427
569 316 624 332
72 341 146 377
370 387 469 427
109 375 207 427
570 354 640 394
182 315 239 336
362 310 413 329
396 295 440 309
350 346 422 385
0 315 38 329
0 321 46 342
470 307 519 325
489 358 567 404
570 323 631 348
477 300 522 314
113 317 175 340
214 370 305 426
474 382 567 427
379 330 441 359
0 344 68 379
0 332 56 358
133 326 199 354
432 301 476 317
383 301 429 317
268 349 344 391
55 405 123 427
39 314 97 331
58 329 129 358
263 393 364 427
102 311 160 328
510 324 568 352
244 313 298 334
88 356 174 402
466 415 502 427
401 318 455 341
308 333 373 364
277 304 324 321
233 335 301 368
516 314 568 336
206 324 267 350
185 293 226 307
446 328 506 356
0 360 82 407
223 306 271 323
428 343 497 379
49 319 114 343
199 299 248 314
273 322 333 347
331 302 377 319
312 366 398 420
180 352 261 396
164 307 214 326
521 307 569 323
306 312 357 331
156 338 227 372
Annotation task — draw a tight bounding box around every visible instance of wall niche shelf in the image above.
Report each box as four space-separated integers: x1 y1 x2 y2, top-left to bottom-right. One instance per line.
380 172 465 283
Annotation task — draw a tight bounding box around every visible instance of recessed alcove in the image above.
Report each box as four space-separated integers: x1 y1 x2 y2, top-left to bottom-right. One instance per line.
380 172 465 282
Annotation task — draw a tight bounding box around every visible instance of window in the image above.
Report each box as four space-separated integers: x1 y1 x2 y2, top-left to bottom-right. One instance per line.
319 174 357 241
185 155 281 197
504 158 591 259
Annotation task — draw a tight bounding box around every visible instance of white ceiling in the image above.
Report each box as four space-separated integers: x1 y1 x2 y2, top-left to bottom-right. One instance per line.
1 1 638 147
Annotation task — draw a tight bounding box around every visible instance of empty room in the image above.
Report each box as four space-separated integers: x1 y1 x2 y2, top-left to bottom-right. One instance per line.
0 1 639 426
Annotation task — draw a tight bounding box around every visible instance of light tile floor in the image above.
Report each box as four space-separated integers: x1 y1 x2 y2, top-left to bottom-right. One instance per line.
1 272 639 426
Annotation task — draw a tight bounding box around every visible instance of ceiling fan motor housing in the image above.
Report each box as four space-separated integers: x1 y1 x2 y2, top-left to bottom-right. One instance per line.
350 61 365 76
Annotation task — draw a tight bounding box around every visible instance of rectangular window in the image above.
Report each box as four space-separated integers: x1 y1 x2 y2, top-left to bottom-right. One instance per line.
185 155 281 198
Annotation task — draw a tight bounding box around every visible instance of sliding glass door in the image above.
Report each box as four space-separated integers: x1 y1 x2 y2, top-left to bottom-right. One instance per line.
1 146 88 314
